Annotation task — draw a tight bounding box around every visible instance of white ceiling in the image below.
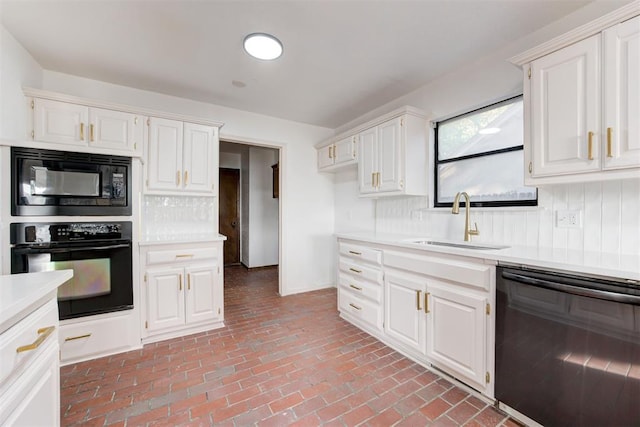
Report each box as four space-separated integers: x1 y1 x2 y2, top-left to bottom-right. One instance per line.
1 0 595 129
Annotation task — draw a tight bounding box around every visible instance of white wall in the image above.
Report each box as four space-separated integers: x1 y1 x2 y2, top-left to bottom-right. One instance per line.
247 146 279 267
333 1 640 258
219 152 241 169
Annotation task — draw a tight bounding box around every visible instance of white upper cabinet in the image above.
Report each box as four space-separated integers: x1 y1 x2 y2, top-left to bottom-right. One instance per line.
603 15 640 170
31 98 143 155
357 109 428 197
317 135 357 171
530 35 601 177
513 6 640 184
146 118 218 195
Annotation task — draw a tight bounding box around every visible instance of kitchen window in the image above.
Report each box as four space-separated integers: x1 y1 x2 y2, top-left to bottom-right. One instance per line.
434 95 537 207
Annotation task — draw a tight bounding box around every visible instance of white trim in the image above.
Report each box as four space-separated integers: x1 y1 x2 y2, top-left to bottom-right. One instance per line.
23 87 225 128
219 133 286 296
509 1 640 66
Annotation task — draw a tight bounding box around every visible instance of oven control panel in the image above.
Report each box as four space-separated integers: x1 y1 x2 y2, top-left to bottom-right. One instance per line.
10 222 132 244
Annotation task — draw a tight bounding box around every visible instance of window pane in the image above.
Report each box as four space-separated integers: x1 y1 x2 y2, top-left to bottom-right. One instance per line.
437 150 537 204
438 98 523 161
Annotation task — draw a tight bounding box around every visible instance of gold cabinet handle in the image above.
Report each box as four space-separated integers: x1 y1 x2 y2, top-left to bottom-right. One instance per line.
376 172 381 188
175 254 194 258
416 290 422 311
176 171 181 186
329 146 333 159
80 123 85 141
349 267 362 274
349 284 362 291
371 172 375 187
528 162 532 174
64 333 91 342
187 273 191 290
349 303 362 311
607 127 613 158
348 250 362 256
184 170 189 185
425 293 430 314
16 326 56 353
588 131 594 160
134 116 138 125
179 275 183 291
90 123 95 142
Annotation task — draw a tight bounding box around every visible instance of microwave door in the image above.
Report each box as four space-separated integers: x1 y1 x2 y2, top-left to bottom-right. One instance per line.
31 167 100 197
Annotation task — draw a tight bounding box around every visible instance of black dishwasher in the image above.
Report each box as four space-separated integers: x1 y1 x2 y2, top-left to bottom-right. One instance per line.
495 265 640 426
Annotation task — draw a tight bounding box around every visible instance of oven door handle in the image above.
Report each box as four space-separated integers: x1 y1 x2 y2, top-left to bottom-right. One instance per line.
502 271 640 305
16 243 131 254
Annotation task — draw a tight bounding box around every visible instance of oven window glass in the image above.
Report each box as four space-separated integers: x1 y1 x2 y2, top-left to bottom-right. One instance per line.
27 254 111 300
31 167 100 196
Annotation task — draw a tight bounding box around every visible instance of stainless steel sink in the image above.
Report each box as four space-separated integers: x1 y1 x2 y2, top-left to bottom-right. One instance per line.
409 240 510 250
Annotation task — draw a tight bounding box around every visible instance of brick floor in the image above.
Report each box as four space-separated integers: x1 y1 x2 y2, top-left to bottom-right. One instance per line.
60 265 519 426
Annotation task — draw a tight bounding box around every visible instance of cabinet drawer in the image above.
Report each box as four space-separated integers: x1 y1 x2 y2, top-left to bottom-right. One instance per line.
339 258 383 285
60 312 137 364
339 273 382 303
0 299 58 386
339 242 382 266
339 288 382 331
146 246 219 265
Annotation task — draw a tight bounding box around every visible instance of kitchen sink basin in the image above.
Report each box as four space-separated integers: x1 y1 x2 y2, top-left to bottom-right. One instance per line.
409 240 510 250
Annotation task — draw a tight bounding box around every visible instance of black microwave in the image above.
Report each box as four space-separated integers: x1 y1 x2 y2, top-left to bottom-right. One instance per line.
11 147 131 216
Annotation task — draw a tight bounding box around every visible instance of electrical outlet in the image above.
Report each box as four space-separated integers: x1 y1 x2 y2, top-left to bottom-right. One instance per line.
556 210 582 228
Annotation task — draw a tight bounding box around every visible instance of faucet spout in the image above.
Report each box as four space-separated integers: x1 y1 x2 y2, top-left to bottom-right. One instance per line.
452 192 479 242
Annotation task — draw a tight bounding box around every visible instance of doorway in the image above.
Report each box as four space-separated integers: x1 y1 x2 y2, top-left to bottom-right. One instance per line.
219 168 240 265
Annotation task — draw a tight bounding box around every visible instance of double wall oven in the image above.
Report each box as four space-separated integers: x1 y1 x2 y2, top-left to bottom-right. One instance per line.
9 147 134 320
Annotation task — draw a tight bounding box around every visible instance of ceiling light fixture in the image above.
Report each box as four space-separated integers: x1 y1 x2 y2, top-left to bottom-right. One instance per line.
243 33 283 60
479 127 501 135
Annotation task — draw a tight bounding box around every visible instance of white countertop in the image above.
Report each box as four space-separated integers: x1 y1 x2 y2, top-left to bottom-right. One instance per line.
139 233 227 246
0 270 73 334
337 232 640 281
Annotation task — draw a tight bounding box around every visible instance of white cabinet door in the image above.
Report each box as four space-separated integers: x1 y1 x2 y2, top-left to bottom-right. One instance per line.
147 117 184 191
318 144 335 169
385 270 427 356
33 98 88 146
183 123 215 193
427 280 487 391
358 127 378 194
185 265 219 324
377 117 403 192
530 34 601 176
603 15 640 170
146 267 185 332
334 136 357 166
89 107 142 153
2 342 60 427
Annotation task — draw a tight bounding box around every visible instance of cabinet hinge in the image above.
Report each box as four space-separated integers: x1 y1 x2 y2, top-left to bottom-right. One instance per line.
218 308 221 315
217 266 221 274
30 100 34 109
400 118 404 126
486 303 491 315
144 273 147 283
145 321 148 329
528 162 533 174
134 116 138 125
134 142 137 150
146 179 149 187
527 67 531 79
147 118 150 126
31 130 34 139
486 372 490 383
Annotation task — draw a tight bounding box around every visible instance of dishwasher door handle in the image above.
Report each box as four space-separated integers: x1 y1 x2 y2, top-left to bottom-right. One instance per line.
502 271 640 305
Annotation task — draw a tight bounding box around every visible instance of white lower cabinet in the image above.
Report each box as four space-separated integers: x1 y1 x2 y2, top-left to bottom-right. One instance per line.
141 241 224 343
384 269 427 358
426 280 488 392
337 238 495 398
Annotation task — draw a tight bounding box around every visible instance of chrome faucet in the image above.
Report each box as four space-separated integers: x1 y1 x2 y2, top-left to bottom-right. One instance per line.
452 192 479 242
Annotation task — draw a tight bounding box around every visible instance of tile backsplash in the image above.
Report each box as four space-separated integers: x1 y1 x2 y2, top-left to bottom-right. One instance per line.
374 179 639 255
142 195 217 240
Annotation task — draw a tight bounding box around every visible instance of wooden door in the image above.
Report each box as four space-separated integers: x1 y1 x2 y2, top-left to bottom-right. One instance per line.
219 168 240 265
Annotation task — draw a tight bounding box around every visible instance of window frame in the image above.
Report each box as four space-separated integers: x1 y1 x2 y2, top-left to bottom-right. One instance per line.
433 95 537 208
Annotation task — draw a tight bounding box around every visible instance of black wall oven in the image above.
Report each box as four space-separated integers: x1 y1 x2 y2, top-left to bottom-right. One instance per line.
11 222 133 320
11 147 131 216
496 265 640 426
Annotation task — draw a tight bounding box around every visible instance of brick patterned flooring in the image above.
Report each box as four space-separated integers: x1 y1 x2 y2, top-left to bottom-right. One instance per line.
60 266 520 426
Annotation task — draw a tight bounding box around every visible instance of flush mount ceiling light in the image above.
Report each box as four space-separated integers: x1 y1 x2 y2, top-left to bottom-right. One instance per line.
243 33 283 60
